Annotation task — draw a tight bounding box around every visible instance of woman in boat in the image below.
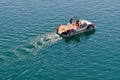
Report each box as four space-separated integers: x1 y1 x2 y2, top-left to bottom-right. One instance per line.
74 20 80 27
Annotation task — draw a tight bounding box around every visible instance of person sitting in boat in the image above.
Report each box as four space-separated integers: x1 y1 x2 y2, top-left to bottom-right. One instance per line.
69 18 74 24
68 16 76 24
74 20 80 27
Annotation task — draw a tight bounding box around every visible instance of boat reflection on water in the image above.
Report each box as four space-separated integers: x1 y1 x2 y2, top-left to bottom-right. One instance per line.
62 30 96 43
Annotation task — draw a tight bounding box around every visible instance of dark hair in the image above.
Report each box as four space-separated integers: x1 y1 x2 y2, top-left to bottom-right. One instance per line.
76 20 79 23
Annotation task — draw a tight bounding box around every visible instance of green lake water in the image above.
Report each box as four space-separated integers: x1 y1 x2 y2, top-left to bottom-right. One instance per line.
0 0 120 80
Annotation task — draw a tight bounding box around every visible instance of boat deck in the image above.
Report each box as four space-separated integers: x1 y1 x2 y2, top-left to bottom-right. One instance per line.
57 24 77 33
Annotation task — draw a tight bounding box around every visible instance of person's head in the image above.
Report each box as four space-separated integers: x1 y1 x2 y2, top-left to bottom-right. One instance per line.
76 20 79 23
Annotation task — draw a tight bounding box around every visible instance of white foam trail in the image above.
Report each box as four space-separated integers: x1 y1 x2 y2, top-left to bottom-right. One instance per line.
29 32 62 54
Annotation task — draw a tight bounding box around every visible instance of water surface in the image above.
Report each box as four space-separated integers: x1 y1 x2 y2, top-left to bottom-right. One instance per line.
0 0 120 80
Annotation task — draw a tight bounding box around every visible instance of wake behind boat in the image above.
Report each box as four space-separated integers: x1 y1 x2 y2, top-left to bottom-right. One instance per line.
56 18 96 37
